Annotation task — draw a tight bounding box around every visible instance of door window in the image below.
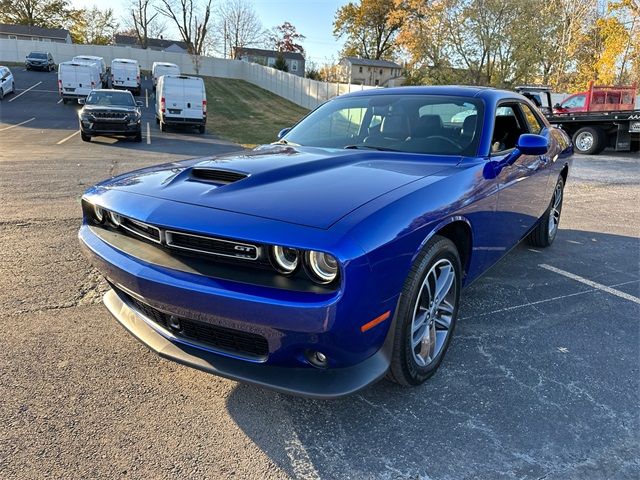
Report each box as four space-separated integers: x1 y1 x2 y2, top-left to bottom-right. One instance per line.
520 104 545 134
491 104 528 153
561 95 586 109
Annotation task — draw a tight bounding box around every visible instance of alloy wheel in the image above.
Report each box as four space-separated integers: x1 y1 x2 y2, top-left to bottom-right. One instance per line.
548 181 563 237
411 259 457 367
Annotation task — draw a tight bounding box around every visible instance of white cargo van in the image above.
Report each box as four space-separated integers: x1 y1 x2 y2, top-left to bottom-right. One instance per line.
151 62 180 90
156 75 207 133
57 61 101 104
111 58 141 95
73 55 107 86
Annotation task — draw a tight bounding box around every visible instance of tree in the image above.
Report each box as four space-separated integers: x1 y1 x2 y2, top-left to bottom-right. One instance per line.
215 0 265 59
70 7 119 45
156 0 212 55
333 0 403 60
270 22 305 54
0 0 74 29
125 0 166 49
273 53 289 72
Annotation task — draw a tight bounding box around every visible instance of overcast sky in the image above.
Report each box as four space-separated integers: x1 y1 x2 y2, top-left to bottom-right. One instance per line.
71 0 348 64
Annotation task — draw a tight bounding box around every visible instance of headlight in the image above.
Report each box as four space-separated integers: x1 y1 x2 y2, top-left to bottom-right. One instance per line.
271 245 300 274
93 204 105 223
109 211 122 227
306 251 339 284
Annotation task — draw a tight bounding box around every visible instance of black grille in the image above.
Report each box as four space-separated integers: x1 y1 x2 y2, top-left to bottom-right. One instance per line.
166 230 258 260
122 292 269 358
191 168 247 184
121 217 161 243
93 112 128 120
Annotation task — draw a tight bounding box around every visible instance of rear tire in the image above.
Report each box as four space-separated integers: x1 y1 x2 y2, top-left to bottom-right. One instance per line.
572 126 602 155
62 98 68 104
81 132 91 142
528 176 564 247
387 236 461 386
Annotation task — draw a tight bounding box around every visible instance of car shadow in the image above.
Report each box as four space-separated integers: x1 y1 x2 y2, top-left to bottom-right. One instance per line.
224 228 639 479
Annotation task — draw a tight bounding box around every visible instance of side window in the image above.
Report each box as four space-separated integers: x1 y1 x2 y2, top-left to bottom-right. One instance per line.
520 104 545 134
313 107 367 140
491 104 528 153
562 95 586 109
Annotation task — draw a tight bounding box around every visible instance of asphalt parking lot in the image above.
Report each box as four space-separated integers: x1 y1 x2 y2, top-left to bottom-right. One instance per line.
1 68 639 479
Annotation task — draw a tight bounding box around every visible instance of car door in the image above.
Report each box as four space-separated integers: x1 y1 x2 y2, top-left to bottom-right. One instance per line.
492 102 550 246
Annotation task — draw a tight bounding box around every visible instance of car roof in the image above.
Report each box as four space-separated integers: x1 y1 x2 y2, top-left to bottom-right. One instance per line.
91 89 133 95
339 85 525 102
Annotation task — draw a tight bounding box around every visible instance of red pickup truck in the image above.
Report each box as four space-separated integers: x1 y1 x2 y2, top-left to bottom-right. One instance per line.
554 81 637 113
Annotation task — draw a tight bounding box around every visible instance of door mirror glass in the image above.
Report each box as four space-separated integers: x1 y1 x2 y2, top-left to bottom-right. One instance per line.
136 100 143 106
77 98 85 105
516 133 548 155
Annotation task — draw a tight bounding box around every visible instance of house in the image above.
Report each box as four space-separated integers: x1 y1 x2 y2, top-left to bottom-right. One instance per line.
114 34 189 53
234 48 305 77
340 57 403 86
0 23 72 43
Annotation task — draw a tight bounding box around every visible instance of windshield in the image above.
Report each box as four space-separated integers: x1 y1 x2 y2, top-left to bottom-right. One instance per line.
29 53 47 59
86 91 135 107
283 94 483 155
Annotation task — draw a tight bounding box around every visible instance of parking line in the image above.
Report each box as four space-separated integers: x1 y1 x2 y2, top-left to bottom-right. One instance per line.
57 98 63 104
56 130 80 145
0 117 36 132
8 81 42 102
539 264 640 305
146 122 151 144
145 88 149 108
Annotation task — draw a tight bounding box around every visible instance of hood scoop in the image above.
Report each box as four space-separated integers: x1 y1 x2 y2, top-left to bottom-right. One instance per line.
191 168 248 184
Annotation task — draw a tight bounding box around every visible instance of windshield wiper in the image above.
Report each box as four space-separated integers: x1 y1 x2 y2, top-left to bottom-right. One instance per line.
344 144 401 152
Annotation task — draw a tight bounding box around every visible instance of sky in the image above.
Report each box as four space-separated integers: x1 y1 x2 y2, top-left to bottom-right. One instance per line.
71 0 349 65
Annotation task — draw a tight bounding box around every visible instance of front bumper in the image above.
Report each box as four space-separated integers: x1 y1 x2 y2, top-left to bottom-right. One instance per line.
81 121 141 136
104 288 393 398
25 62 49 70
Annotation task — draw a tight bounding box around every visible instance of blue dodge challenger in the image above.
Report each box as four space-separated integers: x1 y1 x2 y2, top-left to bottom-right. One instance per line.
79 86 573 398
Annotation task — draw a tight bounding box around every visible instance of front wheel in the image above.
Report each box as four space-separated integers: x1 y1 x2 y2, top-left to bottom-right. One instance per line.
134 132 142 142
81 132 91 142
198 125 206 134
388 236 461 386
528 176 564 247
0 87 4 100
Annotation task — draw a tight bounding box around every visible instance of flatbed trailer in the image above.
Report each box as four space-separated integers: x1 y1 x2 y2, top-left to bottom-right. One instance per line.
516 86 640 155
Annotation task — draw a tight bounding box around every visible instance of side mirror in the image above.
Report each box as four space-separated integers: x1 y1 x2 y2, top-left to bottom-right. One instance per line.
277 127 291 140
77 98 85 105
516 133 548 155
136 101 143 106
553 103 561 109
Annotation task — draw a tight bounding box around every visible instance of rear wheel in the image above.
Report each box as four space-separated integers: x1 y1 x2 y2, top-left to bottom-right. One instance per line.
388 236 461 386
528 176 564 247
62 98 68 104
572 126 603 155
81 132 91 142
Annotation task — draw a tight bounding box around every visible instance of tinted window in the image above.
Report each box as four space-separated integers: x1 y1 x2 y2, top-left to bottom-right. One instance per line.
521 104 544 134
29 53 47 59
284 94 483 156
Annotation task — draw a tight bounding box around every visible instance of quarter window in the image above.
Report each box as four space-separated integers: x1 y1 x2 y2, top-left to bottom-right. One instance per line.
521 104 545 134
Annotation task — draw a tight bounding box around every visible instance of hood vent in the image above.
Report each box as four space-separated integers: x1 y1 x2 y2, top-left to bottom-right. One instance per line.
191 168 248 184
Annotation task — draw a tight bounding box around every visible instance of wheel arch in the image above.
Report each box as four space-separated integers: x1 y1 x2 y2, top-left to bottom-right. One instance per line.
416 217 473 281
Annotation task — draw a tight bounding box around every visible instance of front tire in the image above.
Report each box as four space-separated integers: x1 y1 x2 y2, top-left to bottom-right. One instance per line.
134 132 142 142
528 176 564 247
0 87 4 100
81 132 91 142
388 236 461 386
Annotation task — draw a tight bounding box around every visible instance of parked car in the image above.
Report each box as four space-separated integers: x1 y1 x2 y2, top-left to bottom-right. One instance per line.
155 75 207 133
73 55 108 87
0 65 15 100
79 86 572 398
111 58 140 95
151 61 180 90
78 89 143 142
25 51 55 71
58 61 102 104
553 81 637 114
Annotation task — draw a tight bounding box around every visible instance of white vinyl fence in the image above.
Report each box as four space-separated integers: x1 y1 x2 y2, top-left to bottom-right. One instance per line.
0 38 375 109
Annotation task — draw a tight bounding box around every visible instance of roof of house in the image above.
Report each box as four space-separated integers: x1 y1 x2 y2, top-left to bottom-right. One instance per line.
342 57 401 69
114 34 188 51
236 48 305 61
0 23 70 39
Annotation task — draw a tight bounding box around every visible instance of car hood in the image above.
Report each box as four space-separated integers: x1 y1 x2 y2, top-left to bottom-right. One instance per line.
100 145 458 229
